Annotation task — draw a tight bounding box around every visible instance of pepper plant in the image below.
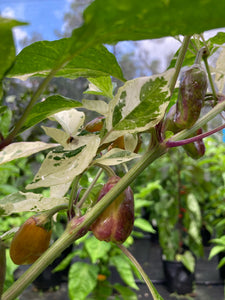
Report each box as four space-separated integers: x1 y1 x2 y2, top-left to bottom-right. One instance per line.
1 1 225 299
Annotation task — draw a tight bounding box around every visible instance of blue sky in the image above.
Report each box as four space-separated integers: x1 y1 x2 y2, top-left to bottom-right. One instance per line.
0 0 72 47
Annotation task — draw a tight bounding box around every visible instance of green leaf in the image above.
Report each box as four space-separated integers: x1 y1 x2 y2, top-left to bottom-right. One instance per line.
0 141 58 165
0 227 19 241
84 236 111 264
4 250 18 293
210 236 225 245
110 255 139 290
218 256 225 269
26 135 100 189
20 95 82 133
91 281 113 300
0 191 68 216
68 262 98 300
176 251 195 273
53 250 80 273
85 76 114 99
7 41 125 81
209 245 225 260
0 18 27 80
134 218 156 234
94 148 140 166
113 283 138 300
80 0 225 45
134 199 154 211
0 107 12 138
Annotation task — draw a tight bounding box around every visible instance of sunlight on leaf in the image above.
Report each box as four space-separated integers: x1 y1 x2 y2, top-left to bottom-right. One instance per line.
0 142 58 165
53 109 85 136
0 192 68 215
93 148 140 166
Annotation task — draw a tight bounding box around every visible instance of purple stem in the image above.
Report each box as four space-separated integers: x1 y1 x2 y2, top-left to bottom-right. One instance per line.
166 123 225 148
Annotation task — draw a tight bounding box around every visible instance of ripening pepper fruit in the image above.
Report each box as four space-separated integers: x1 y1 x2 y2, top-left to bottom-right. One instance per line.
91 176 134 244
161 104 180 136
182 128 205 159
85 116 105 132
175 64 207 129
108 134 142 153
10 214 52 265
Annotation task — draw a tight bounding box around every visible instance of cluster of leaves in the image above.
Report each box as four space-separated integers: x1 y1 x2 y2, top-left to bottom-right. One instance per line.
134 137 225 271
1 0 225 299
55 234 140 300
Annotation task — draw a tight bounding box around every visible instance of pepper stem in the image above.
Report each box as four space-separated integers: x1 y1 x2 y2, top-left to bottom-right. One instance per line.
118 244 164 300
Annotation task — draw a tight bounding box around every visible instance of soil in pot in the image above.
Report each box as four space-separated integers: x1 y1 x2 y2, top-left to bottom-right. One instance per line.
163 260 195 294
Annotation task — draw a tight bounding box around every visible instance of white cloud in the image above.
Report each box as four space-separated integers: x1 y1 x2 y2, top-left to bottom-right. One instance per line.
1 6 16 18
13 27 28 41
135 37 181 73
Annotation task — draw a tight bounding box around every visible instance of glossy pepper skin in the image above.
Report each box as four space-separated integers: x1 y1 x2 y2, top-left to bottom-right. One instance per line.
182 128 205 159
108 134 142 153
91 176 134 244
175 64 207 129
10 215 52 265
85 116 105 132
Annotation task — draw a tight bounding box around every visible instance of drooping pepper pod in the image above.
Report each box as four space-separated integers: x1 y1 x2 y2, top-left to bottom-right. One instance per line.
182 128 205 159
85 116 105 132
108 134 142 153
161 104 180 136
91 176 134 244
175 64 207 129
10 214 52 265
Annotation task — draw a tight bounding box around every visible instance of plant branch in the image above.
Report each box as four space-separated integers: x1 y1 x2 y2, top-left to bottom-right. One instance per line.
4 91 225 299
2 228 76 300
68 175 81 219
0 241 6 298
169 35 191 95
0 67 62 150
203 55 218 104
166 99 225 145
2 144 167 300
118 244 163 300
77 168 103 209
166 122 225 147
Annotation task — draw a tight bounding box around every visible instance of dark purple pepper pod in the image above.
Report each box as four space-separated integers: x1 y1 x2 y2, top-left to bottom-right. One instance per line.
91 176 134 244
182 129 205 159
175 64 207 129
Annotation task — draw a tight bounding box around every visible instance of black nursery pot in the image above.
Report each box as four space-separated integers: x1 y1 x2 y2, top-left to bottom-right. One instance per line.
162 260 195 294
218 252 225 280
33 244 73 291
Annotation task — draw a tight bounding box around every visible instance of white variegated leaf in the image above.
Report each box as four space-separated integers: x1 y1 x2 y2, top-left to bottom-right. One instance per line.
82 99 109 115
50 182 72 198
26 135 100 189
0 192 68 215
215 47 225 93
124 133 138 152
0 141 58 165
53 109 85 136
42 126 69 148
93 148 140 166
101 69 174 144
